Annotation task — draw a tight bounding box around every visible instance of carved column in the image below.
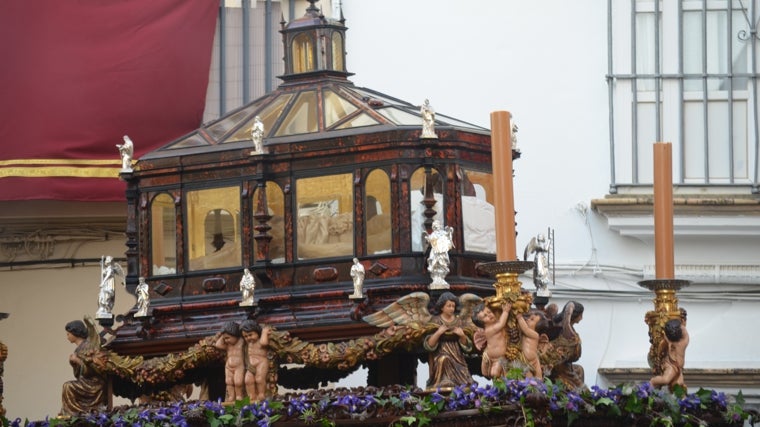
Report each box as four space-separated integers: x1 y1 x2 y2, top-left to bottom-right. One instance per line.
421 162 437 234
123 175 140 294
253 180 273 262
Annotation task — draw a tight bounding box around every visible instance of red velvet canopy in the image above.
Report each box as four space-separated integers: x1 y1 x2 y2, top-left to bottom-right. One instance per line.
0 0 217 201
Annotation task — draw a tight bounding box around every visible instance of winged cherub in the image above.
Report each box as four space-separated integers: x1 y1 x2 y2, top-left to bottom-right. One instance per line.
364 291 482 391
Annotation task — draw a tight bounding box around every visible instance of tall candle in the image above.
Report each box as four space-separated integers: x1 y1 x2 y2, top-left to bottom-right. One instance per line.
653 142 675 279
490 111 517 261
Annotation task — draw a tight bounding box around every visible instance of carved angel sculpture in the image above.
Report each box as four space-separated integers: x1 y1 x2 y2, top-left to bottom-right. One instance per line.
538 301 586 390
364 291 482 391
60 316 108 416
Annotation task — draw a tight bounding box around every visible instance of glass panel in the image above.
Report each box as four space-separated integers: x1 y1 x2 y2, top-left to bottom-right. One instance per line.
165 133 209 150
296 173 353 259
252 183 286 263
461 170 496 254
324 89 358 128
410 167 444 252
377 107 422 126
683 10 702 92
351 87 408 106
151 193 177 275
331 32 344 71
365 170 392 255
227 94 294 142
335 113 379 130
187 187 241 271
436 113 486 130
635 11 657 91
275 91 318 136
207 105 258 140
292 33 314 73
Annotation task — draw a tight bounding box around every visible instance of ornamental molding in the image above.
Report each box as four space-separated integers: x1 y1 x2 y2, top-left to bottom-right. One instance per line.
591 195 760 238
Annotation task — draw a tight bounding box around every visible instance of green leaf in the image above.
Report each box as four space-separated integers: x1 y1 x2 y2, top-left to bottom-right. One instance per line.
398 416 417 425
416 414 432 427
594 397 614 407
567 411 579 426
208 417 222 427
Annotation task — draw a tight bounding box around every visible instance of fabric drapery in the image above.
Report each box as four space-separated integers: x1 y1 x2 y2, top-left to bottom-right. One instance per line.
0 0 218 201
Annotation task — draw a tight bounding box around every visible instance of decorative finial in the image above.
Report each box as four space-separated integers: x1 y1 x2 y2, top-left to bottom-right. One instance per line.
306 0 319 14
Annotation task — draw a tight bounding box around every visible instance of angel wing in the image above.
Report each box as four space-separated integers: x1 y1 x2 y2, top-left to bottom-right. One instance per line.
457 293 483 329
523 236 538 261
362 292 431 328
112 261 126 278
83 315 103 351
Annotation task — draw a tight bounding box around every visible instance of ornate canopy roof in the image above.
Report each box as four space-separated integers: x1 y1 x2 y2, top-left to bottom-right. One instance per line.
142 1 485 160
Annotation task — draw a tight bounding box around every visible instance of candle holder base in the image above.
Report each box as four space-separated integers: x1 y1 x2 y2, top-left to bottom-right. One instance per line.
477 260 534 300
638 279 691 381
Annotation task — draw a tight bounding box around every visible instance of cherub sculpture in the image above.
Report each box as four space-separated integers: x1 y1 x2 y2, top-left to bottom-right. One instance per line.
60 316 108 416
240 320 271 401
650 310 689 392
363 292 482 391
96 256 125 319
524 233 552 297
214 321 245 403
116 135 134 172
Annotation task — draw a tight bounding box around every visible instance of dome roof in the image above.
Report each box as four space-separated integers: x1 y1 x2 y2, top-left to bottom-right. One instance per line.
144 80 486 159
142 0 485 160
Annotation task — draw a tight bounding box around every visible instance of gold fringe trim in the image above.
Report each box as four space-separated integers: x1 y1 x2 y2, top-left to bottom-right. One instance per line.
0 165 122 179
0 158 126 178
0 158 121 166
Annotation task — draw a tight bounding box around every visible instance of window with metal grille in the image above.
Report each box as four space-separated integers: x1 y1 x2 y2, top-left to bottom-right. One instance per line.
607 0 760 194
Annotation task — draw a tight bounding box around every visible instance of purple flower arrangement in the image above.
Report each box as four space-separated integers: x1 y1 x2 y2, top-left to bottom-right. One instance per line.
1 379 755 427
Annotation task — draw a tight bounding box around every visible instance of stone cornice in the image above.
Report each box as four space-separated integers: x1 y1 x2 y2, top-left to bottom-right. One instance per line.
591 195 760 238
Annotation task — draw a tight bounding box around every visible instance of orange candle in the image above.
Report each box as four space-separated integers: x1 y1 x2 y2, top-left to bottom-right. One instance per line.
653 142 675 279
490 111 517 261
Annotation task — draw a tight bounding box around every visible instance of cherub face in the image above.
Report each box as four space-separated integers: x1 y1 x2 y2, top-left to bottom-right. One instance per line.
242 330 260 343
476 306 496 324
221 333 239 344
525 313 541 327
